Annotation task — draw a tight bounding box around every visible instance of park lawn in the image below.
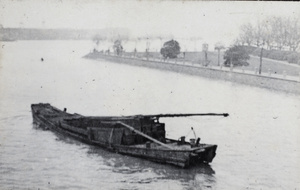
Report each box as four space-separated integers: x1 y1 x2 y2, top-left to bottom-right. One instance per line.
189 51 300 77
123 51 300 77
246 56 300 76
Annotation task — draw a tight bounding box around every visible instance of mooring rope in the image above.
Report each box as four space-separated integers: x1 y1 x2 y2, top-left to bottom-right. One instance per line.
184 127 197 139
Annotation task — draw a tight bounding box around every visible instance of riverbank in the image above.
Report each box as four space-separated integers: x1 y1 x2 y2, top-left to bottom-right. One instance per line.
122 51 300 76
84 52 300 94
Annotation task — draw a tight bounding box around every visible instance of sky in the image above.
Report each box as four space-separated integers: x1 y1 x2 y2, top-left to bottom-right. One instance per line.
1 0 300 47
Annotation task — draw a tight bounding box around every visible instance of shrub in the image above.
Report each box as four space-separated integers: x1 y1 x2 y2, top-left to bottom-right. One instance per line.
160 40 180 59
242 46 257 54
286 52 300 64
262 49 271 57
223 45 250 67
251 48 262 57
267 50 289 61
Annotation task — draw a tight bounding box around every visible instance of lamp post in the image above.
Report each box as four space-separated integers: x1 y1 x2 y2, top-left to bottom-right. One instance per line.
214 43 225 66
259 47 263 75
202 43 208 66
146 37 150 60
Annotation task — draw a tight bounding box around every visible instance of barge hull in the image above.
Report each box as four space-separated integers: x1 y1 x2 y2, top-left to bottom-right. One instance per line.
31 103 217 168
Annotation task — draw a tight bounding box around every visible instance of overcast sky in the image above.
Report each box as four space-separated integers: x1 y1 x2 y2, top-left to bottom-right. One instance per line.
1 0 300 46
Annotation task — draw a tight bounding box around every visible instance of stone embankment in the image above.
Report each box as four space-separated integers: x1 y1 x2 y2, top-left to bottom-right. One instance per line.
84 52 300 95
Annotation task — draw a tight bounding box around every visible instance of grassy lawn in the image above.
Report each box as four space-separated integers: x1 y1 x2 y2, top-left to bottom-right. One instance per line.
123 51 300 77
198 51 300 76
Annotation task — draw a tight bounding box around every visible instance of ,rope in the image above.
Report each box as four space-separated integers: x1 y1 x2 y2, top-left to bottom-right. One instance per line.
192 127 197 139
116 121 174 150
185 129 192 137
184 127 197 139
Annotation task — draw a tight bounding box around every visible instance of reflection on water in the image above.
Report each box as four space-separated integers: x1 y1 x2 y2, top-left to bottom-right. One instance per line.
0 41 299 190
54 130 216 189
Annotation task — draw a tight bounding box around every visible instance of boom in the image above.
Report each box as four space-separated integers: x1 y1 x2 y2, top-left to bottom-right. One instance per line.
144 113 229 119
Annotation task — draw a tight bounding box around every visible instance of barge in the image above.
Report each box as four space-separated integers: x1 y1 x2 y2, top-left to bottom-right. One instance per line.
31 103 228 168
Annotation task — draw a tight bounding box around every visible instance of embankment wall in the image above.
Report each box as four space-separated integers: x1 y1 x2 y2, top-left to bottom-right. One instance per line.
85 53 300 94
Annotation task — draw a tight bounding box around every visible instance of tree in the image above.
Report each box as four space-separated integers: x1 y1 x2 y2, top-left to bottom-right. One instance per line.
190 36 202 51
113 40 123 56
260 19 273 50
160 39 181 59
93 34 106 47
270 17 286 50
223 46 250 67
239 23 254 46
236 16 300 51
286 18 300 51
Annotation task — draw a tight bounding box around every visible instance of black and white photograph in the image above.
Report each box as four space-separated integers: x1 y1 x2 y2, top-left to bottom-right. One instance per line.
0 1 300 189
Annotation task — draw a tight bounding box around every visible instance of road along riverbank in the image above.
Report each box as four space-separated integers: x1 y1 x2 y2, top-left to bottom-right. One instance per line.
84 52 300 95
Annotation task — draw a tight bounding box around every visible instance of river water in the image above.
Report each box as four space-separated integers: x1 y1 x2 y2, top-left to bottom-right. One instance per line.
0 41 299 190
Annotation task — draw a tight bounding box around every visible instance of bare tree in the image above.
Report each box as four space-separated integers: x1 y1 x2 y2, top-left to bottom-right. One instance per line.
260 19 273 50
270 17 287 50
253 20 267 47
286 17 300 51
93 34 106 46
190 36 202 51
237 16 300 51
239 23 254 46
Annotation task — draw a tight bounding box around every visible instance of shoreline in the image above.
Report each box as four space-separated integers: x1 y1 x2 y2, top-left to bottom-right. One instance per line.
84 52 300 95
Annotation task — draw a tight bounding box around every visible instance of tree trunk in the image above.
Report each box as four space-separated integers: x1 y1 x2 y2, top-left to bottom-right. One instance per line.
259 47 263 75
